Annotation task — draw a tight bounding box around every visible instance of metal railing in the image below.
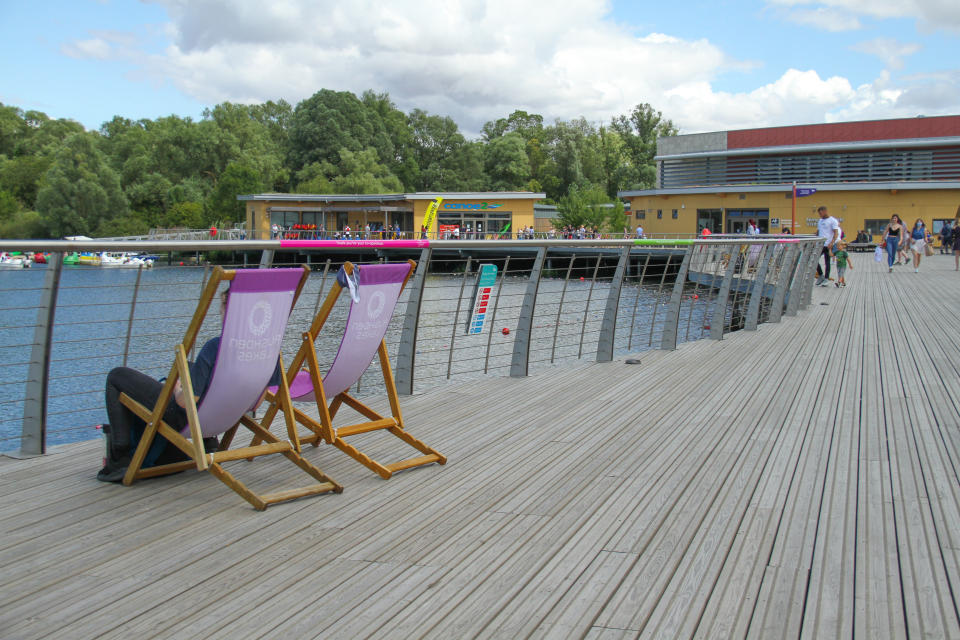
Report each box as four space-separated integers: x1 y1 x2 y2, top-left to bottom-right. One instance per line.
0 236 820 456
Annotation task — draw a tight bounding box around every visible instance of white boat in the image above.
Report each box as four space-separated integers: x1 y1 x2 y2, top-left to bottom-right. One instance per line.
98 252 154 268
0 253 32 268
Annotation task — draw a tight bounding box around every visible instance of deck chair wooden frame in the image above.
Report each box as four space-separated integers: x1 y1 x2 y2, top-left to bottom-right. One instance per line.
257 260 446 478
119 265 343 510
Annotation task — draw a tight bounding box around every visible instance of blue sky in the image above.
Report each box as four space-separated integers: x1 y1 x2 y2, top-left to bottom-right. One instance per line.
2 0 959 137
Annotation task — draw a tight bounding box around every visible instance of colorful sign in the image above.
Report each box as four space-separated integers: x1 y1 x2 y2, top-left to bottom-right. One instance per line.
795 187 817 197
422 197 443 234
439 224 459 239
466 264 498 335
280 239 430 249
443 202 503 210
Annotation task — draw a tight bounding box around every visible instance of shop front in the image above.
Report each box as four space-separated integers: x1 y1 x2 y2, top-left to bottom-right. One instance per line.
240 192 544 240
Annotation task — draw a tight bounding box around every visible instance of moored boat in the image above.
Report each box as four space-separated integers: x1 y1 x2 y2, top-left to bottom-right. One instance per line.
0 252 32 268
98 252 154 268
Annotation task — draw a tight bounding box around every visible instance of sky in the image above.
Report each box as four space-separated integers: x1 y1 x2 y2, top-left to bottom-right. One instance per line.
2 0 959 138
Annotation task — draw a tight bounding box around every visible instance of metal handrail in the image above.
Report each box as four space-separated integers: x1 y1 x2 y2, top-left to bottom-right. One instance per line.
0 236 820 456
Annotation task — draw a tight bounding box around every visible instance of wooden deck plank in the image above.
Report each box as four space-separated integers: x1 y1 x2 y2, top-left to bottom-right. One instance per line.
2 255 960 639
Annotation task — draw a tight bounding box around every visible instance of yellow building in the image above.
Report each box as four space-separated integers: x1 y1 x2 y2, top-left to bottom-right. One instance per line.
620 115 960 240
239 192 545 240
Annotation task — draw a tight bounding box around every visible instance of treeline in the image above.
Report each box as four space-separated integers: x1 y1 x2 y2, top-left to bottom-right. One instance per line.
0 89 676 238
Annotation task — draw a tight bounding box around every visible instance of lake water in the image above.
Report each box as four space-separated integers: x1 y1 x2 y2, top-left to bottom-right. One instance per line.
0 262 709 452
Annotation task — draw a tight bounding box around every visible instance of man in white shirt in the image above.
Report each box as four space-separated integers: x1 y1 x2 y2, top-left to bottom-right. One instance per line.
636 225 644 239
815 206 840 286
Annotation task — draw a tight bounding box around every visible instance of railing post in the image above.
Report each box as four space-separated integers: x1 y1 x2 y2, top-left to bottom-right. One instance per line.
786 243 814 316
596 246 630 362
121 264 144 367
395 248 432 395
21 252 63 457
709 243 741 340
446 257 473 379
744 245 770 331
510 246 547 377
659 245 694 350
800 241 819 308
258 249 275 268
768 244 795 323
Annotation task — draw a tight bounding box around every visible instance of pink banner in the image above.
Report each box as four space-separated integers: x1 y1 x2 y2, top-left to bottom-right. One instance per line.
280 239 431 249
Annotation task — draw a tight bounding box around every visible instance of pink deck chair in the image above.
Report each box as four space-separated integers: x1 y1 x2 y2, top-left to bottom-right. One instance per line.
256 260 446 478
119 266 342 510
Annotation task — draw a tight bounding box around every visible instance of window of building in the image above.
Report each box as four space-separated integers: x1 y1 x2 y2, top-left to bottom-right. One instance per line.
636 210 645 219
864 219 891 236
671 209 678 219
738 194 746 200
657 210 663 219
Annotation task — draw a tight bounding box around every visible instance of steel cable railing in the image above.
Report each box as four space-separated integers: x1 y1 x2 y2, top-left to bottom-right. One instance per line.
0 236 819 454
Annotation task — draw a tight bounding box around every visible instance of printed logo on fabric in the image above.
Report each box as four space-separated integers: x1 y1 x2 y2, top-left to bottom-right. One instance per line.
248 300 273 336
366 291 386 320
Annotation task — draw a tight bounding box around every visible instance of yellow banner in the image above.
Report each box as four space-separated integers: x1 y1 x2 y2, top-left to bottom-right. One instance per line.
422 197 442 234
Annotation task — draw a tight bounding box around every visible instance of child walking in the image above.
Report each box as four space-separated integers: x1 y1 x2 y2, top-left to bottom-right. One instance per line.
834 242 852 287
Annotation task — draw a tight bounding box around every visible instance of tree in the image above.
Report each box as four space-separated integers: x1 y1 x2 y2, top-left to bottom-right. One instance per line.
0 154 52 207
293 162 334 194
554 184 625 234
481 110 544 142
610 103 678 189
208 161 263 222
484 133 531 190
160 201 205 229
408 109 467 191
330 148 403 194
35 133 128 237
288 89 392 173
0 210 48 238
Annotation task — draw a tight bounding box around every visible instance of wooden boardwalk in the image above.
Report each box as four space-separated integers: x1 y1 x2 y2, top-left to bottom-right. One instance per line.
2 252 959 639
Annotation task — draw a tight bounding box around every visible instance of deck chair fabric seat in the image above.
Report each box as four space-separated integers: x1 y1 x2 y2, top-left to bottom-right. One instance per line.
119 265 342 510
259 260 446 478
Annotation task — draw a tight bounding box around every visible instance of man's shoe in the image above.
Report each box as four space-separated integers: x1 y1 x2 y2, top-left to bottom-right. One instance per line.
815 276 825 285
97 456 130 483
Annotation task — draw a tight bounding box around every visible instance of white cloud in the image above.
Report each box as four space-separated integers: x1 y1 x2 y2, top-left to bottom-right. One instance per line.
851 38 921 70
787 7 861 31
766 0 960 32
74 0 958 137
62 38 113 60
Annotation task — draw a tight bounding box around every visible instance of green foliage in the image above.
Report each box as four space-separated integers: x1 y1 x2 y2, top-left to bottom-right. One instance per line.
208 161 263 222
36 133 128 237
160 201 205 229
94 212 150 238
0 154 51 207
484 133 531 190
610 103 677 189
330 148 403 194
294 162 334 194
0 189 19 220
554 184 625 233
2 93 684 239
0 209 49 238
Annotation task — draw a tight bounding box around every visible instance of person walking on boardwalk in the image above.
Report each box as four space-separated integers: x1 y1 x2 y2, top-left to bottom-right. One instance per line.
909 218 931 273
833 242 852 287
815 206 840 286
940 221 953 254
951 212 960 271
882 214 906 272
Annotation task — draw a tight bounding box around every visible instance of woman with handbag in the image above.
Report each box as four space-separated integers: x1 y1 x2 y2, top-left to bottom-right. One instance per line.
909 218 931 273
882 214 906 272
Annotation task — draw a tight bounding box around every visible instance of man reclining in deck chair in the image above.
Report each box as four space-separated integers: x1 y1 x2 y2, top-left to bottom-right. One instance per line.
98 288 280 482
98 265 341 510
